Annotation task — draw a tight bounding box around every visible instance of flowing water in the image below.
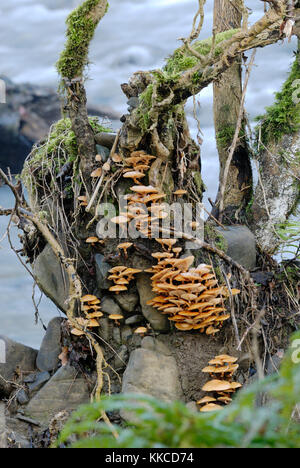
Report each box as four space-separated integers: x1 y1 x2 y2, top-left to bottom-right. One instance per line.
0 0 297 347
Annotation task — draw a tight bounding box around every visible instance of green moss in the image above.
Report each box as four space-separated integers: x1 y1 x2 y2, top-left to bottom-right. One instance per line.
204 223 228 252
193 171 205 194
137 83 154 131
216 126 247 150
164 29 240 80
255 54 300 147
216 126 236 149
57 0 109 80
21 117 110 190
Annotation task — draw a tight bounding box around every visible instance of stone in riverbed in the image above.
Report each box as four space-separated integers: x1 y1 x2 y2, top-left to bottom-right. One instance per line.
25 365 90 427
36 317 63 372
100 297 122 316
27 372 50 394
215 225 256 270
94 132 117 149
95 254 112 290
16 389 29 406
33 244 69 313
0 336 37 396
122 337 182 404
125 315 144 326
121 326 133 344
115 292 139 314
136 274 169 332
96 144 110 162
114 345 129 371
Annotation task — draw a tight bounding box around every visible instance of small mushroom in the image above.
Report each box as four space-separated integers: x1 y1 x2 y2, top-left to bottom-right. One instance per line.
173 189 187 197
201 379 232 392
112 153 122 163
199 403 223 412
78 195 88 207
196 396 217 405
91 167 102 178
71 328 85 337
214 355 238 364
130 185 158 194
117 242 133 257
86 236 100 246
155 238 177 251
87 311 104 319
217 396 232 404
123 171 145 184
109 314 124 325
103 162 111 172
134 327 148 337
81 294 99 303
109 285 128 293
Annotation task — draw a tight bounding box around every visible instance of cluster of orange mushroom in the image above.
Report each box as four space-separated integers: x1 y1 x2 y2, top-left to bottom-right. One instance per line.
122 150 156 185
146 241 236 335
111 184 168 238
70 294 103 336
108 266 142 294
197 354 242 412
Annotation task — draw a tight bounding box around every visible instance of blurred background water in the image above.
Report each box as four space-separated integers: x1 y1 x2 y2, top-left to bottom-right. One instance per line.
0 0 297 347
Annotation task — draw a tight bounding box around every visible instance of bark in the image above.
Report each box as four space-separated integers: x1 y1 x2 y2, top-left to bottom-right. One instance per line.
57 0 109 193
212 0 252 220
251 131 300 253
251 40 300 254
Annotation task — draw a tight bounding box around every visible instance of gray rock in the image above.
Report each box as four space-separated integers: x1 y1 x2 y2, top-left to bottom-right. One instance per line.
122 343 182 412
215 225 256 270
27 372 50 394
95 254 112 290
141 336 172 356
121 326 133 344
113 327 121 345
136 274 170 332
37 318 63 372
125 315 144 326
9 432 31 449
186 401 198 413
95 132 117 149
16 389 29 405
33 244 69 313
115 292 139 314
101 297 122 316
98 318 110 342
266 349 284 375
0 336 37 396
23 374 36 384
114 345 129 371
25 365 90 427
95 144 110 162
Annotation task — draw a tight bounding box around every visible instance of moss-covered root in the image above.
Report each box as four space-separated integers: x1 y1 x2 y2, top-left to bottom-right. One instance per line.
57 0 109 81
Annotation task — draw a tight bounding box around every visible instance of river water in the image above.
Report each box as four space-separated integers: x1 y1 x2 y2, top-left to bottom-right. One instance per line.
0 0 297 347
